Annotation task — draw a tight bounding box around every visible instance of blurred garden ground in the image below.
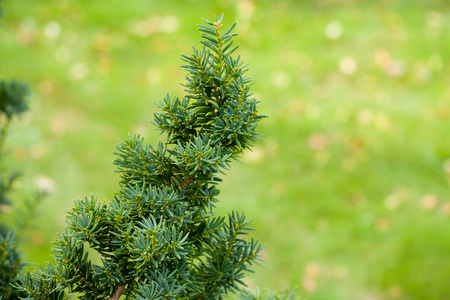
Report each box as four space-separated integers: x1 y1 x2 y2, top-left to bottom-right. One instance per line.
1 0 450 299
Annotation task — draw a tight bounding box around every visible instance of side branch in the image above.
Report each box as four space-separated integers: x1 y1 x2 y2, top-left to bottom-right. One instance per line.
181 176 194 191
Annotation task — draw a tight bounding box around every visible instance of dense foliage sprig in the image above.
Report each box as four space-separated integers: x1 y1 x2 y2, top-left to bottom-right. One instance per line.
17 15 266 299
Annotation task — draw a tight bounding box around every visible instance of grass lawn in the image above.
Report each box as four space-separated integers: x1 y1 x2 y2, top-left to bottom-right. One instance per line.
1 0 450 299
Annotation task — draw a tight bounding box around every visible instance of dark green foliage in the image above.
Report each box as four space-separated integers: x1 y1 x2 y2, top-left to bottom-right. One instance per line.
0 81 31 299
0 79 30 299
18 15 266 299
0 231 26 299
0 80 28 163
0 74 30 300
0 81 29 121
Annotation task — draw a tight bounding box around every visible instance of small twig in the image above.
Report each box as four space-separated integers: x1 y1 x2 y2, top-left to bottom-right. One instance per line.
180 176 194 191
108 283 126 300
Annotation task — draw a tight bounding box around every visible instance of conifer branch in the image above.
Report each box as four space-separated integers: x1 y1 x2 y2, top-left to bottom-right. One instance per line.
17 14 267 299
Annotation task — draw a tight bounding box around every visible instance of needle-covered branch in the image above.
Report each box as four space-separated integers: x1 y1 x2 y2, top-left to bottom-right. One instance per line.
17 14 267 299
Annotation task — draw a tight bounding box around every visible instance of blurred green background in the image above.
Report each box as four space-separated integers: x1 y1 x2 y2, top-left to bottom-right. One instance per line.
1 0 450 299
